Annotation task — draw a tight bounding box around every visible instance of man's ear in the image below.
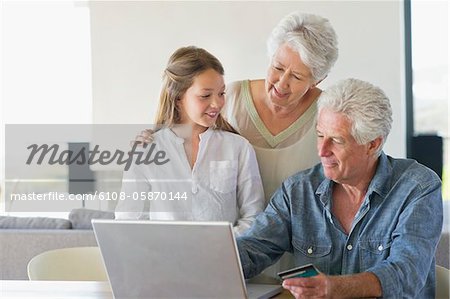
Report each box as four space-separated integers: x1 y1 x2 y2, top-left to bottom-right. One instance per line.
367 137 383 155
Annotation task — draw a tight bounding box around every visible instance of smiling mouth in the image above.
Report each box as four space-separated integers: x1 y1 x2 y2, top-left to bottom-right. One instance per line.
205 111 219 118
273 86 289 98
321 160 337 167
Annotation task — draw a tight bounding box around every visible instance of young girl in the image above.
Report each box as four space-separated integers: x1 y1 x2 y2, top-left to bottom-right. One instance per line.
115 46 264 236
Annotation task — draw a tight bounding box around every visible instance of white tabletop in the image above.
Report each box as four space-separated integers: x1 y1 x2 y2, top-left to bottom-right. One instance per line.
0 280 113 299
0 280 293 298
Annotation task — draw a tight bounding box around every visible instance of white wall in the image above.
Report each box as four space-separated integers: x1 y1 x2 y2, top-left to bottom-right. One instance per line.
89 1 406 158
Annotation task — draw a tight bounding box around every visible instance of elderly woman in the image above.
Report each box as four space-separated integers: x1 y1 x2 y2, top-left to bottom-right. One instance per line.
224 12 339 203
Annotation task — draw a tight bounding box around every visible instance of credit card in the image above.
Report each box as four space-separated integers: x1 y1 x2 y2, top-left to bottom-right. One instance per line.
277 264 319 279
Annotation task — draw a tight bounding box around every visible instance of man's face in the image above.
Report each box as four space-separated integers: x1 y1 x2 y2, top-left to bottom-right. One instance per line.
316 108 375 185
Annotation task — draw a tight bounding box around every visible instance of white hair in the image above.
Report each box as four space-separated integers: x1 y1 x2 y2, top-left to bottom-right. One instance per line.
318 78 393 156
267 12 339 82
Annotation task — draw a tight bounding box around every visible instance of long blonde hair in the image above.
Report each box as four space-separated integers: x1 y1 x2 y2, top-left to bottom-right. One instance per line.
154 46 237 134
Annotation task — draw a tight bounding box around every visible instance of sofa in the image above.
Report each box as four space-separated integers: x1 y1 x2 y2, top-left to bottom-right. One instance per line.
0 209 114 280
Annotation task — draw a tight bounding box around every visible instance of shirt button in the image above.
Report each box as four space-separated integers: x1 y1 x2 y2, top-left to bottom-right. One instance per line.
307 247 313 254
191 184 198 194
347 244 353 251
378 245 383 251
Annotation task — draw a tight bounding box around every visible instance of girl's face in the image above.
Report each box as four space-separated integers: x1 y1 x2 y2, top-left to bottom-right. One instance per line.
265 43 316 111
178 68 225 132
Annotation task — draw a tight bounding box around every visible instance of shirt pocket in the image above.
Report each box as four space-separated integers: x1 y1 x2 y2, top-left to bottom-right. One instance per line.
292 237 332 274
209 160 238 194
359 238 392 271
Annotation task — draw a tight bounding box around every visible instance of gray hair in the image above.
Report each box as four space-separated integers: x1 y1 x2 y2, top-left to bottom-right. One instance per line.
267 12 339 82
318 78 393 155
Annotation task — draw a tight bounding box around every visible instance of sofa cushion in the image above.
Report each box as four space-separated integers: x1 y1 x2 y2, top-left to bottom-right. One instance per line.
0 216 72 229
69 208 115 229
0 230 97 279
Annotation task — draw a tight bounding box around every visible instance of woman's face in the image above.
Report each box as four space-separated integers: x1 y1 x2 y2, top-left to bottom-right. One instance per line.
265 43 316 111
178 68 225 131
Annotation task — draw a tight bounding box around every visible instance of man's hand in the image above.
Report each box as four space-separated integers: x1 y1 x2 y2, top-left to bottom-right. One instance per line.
282 273 330 298
282 271 382 299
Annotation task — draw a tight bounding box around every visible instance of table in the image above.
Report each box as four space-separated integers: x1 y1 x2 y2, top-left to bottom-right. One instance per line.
0 280 294 298
1 280 112 298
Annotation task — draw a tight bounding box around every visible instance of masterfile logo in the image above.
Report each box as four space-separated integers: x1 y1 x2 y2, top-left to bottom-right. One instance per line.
4 124 185 213
25 142 169 171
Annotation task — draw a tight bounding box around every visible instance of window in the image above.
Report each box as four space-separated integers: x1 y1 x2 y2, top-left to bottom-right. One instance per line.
409 0 449 201
1 1 92 216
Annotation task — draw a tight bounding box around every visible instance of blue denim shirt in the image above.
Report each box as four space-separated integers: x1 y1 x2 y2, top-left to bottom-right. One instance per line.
237 152 443 298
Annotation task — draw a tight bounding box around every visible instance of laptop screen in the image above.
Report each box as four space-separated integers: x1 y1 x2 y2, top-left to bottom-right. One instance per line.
93 220 250 298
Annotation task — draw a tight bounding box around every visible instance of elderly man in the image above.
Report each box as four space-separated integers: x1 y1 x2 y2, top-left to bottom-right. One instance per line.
237 78 443 298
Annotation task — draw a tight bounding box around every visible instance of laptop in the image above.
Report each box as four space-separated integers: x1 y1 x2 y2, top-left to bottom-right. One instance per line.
92 220 282 299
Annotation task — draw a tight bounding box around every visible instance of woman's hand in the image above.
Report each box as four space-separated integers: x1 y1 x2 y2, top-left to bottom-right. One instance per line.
130 129 154 147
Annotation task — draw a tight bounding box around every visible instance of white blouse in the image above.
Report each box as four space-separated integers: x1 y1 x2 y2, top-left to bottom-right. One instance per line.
115 127 265 236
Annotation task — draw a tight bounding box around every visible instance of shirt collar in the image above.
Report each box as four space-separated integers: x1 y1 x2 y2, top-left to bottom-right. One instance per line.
198 127 214 143
166 126 214 144
315 151 391 205
166 127 185 144
365 151 391 198
316 174 333 206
